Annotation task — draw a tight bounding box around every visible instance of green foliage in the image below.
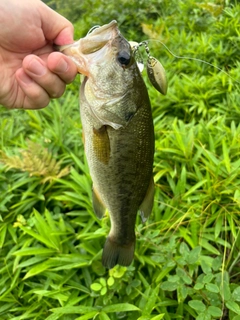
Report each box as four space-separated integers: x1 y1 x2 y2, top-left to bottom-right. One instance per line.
44 0 165 38
0 140 70 183
1 0 240 319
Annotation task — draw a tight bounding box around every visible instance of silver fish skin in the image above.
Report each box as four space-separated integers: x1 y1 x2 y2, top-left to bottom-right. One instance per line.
58 21 155 269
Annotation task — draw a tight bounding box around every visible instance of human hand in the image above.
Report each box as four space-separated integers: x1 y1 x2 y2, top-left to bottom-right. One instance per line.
0 0 78 109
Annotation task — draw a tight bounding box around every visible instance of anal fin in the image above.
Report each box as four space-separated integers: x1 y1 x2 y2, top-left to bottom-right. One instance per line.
92 187 106 219
139 177 155 223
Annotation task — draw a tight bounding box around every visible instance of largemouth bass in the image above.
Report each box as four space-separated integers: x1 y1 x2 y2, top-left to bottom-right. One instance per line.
58 20 155 269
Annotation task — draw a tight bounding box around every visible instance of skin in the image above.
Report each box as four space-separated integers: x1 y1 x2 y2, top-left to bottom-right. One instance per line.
0 0 78 109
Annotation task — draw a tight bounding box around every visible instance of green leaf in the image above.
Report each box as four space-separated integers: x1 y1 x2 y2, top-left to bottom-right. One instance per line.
42 313 60 320
212 256 222 271
187 246 201 264
156 266 175 282
188 300 206 312
33 209 60 247
177 284 188 302
179 242 190 256
90 283 102 291
98 312 111 320
13 247 56 256
102 303 140 313
100 277 106 287
151 315 165 320
200 239 220 255
207 306 222 317
182 180 207 199
161 281 178 291
107 276 114 287
142 286 159 316
100 287 107 296
23 260 52 279
131 279 141 287
233 287 240 302
0 224 7 248
226 301 240 315
75 312 99 320
196 312 211 320
176 267 192 285
220 281 231 301
205 283 219 293
19 225 58 250
51 306 97 314
110 266 126 278
214 215 223 239
17 256 47 268
200 259 212 274
203 273 214 283
194 283 204 290
222 138 231 173
0 302 15 314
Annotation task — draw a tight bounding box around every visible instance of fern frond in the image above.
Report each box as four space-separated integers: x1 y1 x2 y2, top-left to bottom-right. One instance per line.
0 141 70 183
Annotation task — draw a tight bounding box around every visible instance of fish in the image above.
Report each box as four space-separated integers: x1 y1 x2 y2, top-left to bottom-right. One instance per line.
56 20 155 269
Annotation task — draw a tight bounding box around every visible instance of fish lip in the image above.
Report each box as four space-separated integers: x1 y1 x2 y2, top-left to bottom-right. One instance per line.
80 20 119 54
55 20 119 54
87 20 118 37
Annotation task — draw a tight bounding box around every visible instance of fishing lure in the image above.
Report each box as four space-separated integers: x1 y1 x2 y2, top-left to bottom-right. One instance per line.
129 41 168 95
147 56 168 95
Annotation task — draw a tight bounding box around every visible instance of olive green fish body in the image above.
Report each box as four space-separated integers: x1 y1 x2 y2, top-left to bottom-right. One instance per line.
58 21 155 268
81 73 154 267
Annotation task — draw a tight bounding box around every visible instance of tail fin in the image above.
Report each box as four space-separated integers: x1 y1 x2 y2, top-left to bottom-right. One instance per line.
102 237 135 269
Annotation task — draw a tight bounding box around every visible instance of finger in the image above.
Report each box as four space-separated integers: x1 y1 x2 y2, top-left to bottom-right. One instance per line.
15 68 50 109
22 55 66 98
47 52 78 84
38 2 74 45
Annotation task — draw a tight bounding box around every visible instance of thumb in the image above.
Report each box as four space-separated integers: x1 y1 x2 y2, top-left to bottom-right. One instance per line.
38 2 74 45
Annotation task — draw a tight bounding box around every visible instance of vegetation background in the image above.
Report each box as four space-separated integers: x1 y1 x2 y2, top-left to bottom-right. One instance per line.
0 0 240 319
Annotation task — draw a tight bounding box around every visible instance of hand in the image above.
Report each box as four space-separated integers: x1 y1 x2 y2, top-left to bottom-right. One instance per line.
0 0 78 109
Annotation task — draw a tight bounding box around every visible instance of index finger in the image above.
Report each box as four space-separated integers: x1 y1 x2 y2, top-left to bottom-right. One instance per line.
47 52 78 84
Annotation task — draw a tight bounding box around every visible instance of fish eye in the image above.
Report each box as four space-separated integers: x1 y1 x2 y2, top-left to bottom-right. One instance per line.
117 51 131 67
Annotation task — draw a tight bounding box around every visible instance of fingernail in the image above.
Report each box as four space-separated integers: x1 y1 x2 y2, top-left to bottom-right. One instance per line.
55 59 68 73
28 59 46 76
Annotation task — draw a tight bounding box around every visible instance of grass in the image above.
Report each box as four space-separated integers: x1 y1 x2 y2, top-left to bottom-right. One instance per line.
1 0 240 319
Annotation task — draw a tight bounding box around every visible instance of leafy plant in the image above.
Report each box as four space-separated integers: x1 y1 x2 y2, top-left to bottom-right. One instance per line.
1 0 240 319
0 141 70 183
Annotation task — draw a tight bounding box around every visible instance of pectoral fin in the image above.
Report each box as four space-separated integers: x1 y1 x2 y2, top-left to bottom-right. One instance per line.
93 126 110 165
139 177 155 223
92 187 106 219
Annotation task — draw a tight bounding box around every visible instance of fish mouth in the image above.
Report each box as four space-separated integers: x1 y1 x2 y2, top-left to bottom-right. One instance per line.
56 20 120 75
80 20 119 54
